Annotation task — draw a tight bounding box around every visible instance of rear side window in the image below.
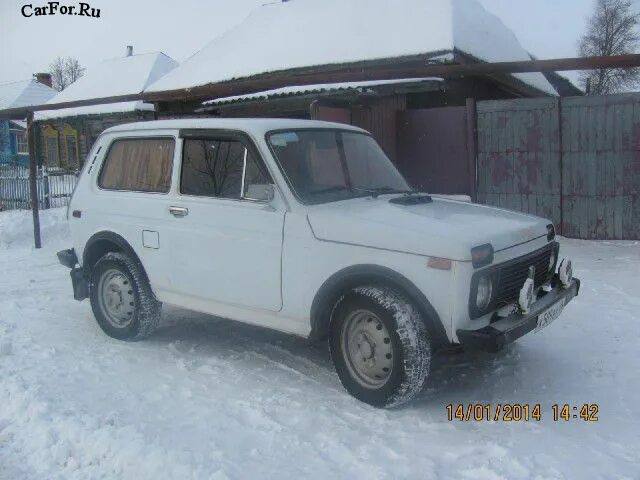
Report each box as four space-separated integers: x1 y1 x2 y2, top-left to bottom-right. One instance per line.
181 138 271 199
99 138 175 193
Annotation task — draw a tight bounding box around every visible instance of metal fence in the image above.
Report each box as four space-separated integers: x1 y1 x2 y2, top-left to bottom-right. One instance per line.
476 93 640 240
0 163 77 211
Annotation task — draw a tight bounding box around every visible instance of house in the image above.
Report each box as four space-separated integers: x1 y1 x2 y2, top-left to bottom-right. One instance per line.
34 49 177 171
148 0 559 101
36 0 576 177
144 0 568 163
0 76 56 166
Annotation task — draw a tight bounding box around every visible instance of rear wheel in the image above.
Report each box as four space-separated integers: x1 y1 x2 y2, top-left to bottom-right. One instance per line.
329 286 431 408
90 252 161 340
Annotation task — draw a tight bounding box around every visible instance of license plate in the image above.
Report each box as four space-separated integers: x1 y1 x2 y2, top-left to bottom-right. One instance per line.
535 299 566 332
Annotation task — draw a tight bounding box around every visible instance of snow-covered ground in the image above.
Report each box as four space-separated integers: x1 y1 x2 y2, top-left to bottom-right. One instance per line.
1 209 639 479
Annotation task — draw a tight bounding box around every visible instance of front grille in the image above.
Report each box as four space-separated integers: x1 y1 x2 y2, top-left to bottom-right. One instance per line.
469 242 558 319
494 244 554 307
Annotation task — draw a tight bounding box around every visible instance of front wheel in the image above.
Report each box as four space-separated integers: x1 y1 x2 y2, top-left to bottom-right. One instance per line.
90 252 161 341
329 286 431 408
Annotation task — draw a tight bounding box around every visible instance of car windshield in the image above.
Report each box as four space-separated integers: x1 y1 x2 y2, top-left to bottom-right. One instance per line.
267 129 412 204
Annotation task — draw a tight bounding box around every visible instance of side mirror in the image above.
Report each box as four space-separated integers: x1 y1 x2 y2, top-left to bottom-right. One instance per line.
245 184 275 202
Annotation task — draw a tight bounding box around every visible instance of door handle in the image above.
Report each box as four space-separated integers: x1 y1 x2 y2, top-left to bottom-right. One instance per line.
169 206 189 218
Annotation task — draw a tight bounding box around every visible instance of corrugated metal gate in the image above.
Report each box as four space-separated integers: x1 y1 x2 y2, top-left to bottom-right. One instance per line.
561 94 640 239
476 98 561 227
477 94 640 240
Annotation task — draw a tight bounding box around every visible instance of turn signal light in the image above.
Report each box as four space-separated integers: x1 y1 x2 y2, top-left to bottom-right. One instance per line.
427 257 452 270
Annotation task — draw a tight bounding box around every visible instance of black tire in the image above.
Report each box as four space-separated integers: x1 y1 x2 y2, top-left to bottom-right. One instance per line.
89 252 161 341
329 286 431 408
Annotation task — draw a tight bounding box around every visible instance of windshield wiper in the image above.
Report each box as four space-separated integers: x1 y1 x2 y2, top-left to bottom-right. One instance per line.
308 185 419 199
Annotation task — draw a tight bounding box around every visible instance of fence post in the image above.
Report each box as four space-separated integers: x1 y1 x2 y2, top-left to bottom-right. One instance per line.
557 97 564 236
27 112 41 249
43 169 51 209
465 98 478 202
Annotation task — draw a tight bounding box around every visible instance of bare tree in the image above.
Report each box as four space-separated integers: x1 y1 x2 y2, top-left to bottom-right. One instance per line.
64 57 85 85
579 0 640 94
49 56 67 92
48 56 85 91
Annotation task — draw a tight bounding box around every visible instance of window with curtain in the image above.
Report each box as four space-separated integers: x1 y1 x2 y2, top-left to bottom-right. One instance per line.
99 138 175 193
66 134 78 168
14 131 28 154
43 125 59 167
61 124 79 170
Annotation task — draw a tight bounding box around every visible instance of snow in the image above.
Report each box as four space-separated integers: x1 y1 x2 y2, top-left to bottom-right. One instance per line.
9 120 27 130
147 0 556 96
201 78 444 107
431 194 472 202
1 208 639 479
35 101 155 121
34 53 177 121
0 79 56 111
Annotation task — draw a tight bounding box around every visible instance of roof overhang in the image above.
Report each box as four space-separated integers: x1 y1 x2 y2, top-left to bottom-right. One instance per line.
1 54 640 119
197 78 445 111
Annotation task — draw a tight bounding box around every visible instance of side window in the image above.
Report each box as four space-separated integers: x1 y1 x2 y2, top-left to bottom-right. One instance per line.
61 124 79 170
99 138 175 193
43 125 60 168
181 138 271 199
15 131 28 154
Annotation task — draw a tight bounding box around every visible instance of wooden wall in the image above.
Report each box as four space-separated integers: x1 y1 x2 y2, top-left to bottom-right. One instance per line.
34 110 155 170
351 95 407 160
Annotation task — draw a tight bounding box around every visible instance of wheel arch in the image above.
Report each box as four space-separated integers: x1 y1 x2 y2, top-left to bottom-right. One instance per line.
82 231 147 281
309 264 449 349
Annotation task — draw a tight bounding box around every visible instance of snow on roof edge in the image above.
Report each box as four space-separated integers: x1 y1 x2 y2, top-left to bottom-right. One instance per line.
200 78 444 107
34 101 155 121
145 47 555 98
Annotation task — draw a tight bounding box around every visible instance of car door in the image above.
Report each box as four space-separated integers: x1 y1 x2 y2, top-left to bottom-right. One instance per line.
87 133 179 296
163 131 285 312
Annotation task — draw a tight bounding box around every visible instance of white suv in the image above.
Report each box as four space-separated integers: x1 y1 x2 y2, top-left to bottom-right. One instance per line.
57 119 579 407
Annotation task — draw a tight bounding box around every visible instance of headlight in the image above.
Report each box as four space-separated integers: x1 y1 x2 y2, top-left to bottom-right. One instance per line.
476 276 493 310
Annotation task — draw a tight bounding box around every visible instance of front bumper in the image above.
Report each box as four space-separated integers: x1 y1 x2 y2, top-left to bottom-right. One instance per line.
457 277 580 352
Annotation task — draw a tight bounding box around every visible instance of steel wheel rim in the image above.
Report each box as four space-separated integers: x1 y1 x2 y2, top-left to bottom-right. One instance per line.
97 269 136 328
341 309 393 389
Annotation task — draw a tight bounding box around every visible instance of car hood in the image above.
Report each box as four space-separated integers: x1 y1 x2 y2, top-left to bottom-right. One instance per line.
306 196 550 261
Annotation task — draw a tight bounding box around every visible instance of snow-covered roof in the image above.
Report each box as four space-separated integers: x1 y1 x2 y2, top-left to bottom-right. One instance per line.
9 120 27 130
201 78 444 107
146 0 556 96
35 101 155 121
35 52 178 121
0 79 56 111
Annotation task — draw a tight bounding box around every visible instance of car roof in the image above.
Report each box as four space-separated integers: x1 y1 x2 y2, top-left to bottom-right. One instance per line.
102 118 369 136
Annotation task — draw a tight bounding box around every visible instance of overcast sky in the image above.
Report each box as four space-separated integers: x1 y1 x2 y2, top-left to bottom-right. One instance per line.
0 0 596 86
